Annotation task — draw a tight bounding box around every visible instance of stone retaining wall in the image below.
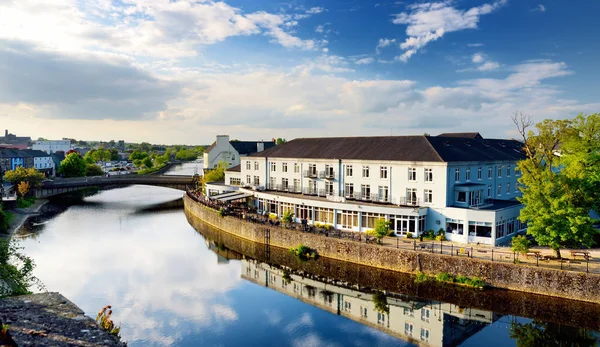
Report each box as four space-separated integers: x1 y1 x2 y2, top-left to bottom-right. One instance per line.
184 194 600 304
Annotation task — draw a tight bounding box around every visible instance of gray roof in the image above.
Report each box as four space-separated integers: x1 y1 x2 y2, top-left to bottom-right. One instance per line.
247 136 525 163
436 132 483 139
226 164 241 172
205 140 276 155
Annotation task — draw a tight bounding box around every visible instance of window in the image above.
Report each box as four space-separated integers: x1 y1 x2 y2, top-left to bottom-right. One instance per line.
361 184 371 200
230 178 241 186
455 168 460 182
477 167 482 180
404 323 413 336
270 162 276 172
506 165 511 177
497 184 502 196
377 312 386 325
378 186 389 202
420 328 430 342
403 308 414 316
245 161 251 170
497 166 502 178
488 166 492 179
337 210 359 229
344 183 354 198
254 176 260 185
254 161 259 170
466 168 471 181
424 168 433 182
362 166 369 178
421 309 430 322
282 178 289 190
282 162 288 173
515 166 520 176
314 207 334 223
506 182 511 194
325 165 334 177
380 166 388 179
246 175 251 184
325 181 334 195
424 189 433 203
515 182 519 193
407 188 417 204
293 178 300 191
487 184 492 197
342 165 351 177
457 191 466 203
294 163 300 173
269 177 276 189
343 301 352 311
361 306 368 318
408 167 417 181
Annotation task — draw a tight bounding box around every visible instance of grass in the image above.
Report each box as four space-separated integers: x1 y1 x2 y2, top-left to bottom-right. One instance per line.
5 212 14 225
17 196 36 208
136 162 167 175
414 271 486 289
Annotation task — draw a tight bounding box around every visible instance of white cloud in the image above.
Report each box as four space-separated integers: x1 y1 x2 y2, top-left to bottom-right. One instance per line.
376 38 396 53
459 52 500 72
315 25 324 33
393 0 507 61
478 61 500 71
532 4 546 12
306 7 325 14
467 43 484 47
472 53 485 63
354 57 375 65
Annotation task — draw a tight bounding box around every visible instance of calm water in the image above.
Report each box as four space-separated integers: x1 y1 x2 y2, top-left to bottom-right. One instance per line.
15 164 600 346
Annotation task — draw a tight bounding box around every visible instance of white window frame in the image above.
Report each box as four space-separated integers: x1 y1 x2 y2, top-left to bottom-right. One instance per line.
454 168 460 182
424 189 433 204
497 184 502 196
254 161 259 170
488 166 492 179
294 163 300 173
466 168 471 181
477 167 482 180
380 166 388 179
408 167 417 182
497 166 502 178
362 166 369 178
282 162 288 173
270 162 276 172
346 165 353 177
245 161 251 170
424 168 433 182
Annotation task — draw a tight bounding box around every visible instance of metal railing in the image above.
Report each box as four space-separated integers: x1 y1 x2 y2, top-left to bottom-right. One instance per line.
320 170 335 179
303 170 318 178
398 196 420 207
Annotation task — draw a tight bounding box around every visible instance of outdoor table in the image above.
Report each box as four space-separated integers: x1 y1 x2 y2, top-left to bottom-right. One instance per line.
570 250 591 260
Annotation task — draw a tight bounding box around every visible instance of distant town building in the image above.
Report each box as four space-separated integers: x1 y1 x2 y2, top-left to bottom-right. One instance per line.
32 140 71 154
0 148 55 176
222 132 527 246
0 129 31 149
118 140 125 152
21 150 55 177
203 135 275 169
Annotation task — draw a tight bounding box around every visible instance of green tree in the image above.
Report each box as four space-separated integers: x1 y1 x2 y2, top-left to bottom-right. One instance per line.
372 291 390 314
201 161 227 194
0 206 8 234
366 218 391 244
109 148 119 161
142 157 153 169
83 149 96 164
0 238 43 297
276 138 287 145
129 150 148 161
58 153 87 177
175 148 198 161
510 321 596 347
514 113 600 257
511 235 530 261
85 164 105 177
3 167 45 188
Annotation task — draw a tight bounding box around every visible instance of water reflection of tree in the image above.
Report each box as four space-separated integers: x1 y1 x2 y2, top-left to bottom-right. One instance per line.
372 292 390 314
510 321 598 347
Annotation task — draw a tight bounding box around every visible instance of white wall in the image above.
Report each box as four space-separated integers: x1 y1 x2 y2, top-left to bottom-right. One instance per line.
203 135 240 169
32 140 71 154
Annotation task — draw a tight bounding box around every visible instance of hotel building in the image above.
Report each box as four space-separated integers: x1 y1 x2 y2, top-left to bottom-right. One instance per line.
222 133 527 246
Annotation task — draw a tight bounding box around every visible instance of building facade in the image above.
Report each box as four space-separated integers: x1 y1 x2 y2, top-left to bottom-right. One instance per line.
32 140 71 154
224 134 527 246
203 135 275 169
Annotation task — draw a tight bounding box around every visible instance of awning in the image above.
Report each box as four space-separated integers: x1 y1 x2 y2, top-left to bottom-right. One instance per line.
218 192 253 202
209 191 240 200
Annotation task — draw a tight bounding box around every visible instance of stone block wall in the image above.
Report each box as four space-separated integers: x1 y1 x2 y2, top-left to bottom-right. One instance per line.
184 194 600 303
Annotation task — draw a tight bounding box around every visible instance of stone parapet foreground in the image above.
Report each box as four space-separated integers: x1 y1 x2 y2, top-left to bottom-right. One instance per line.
184 193 600 304
0 292 125 346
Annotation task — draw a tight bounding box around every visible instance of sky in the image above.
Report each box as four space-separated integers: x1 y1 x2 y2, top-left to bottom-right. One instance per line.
0 0 599 145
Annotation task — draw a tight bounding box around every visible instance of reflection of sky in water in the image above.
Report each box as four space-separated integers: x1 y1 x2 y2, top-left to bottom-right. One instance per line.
18 186 408 346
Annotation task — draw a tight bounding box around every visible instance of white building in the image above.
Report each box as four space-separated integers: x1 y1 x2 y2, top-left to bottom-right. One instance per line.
224 133 527 246
242 260 497 347
20 149 55 176
32 140 71 154
203 135 275 169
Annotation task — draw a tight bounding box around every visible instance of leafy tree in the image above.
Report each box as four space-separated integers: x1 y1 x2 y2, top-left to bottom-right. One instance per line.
129 150 148 161
138 142 151 152
109 148 119 161
175 148 198 161
3 167 45 188
17 181 30 198
0 207 8 234
514 113 600 258
0 238 43 297
58 153 87 177
86 164 105 177
84 149 96 164
510 321 596 347
372 291 390 314
276 138 287 145
367 218 391 244
142 157 153 169
511 235 530 261
201 161 227 194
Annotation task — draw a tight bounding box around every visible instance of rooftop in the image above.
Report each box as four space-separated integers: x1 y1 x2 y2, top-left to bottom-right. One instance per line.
247 135 525 163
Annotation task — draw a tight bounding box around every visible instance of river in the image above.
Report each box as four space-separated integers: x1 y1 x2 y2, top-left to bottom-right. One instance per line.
15 163 600 346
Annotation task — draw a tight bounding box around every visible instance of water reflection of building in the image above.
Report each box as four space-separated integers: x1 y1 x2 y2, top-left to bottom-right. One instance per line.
241 260 498 347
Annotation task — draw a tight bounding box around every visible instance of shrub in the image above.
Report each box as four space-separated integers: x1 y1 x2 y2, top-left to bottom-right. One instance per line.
511 235 530 260
468 277 486 289
367 218 390 244
289 244 318 261
414 271 430 284
406 232 413 238
435 272 453 283
435 234 446 241
282 210 294 224
218 207 226 217
96 305 122 340
438 228 445 236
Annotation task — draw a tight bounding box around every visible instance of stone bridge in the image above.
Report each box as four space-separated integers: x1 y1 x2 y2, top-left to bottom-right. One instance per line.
34 175 196 198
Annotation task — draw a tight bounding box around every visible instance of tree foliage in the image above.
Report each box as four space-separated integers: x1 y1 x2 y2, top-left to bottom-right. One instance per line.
3 167 45 188
372 292 390 314
58 152 87 177
276 138 287 145
142 157 153 169
510 321 596 347
0 207 8 234
86 164 105 177
511 235 530 260
17 181 30 198
0 238 43 297
175 148 198 161
201 161 227 194
129 150 148 161
367 218 391 244
514 113 600 257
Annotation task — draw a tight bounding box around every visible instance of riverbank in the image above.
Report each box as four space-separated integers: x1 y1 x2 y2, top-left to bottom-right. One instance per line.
184 193 600 304
0 292 124 346
3 198 49 237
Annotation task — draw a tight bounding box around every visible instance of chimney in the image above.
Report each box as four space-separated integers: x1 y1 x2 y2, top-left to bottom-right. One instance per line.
257 141 264 152
4 130 7 137
216 135 230 147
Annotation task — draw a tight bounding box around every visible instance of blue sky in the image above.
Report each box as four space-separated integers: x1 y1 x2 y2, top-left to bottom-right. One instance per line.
0 0 598 144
